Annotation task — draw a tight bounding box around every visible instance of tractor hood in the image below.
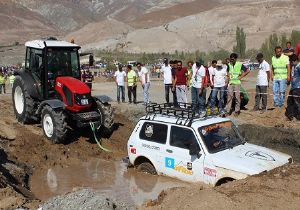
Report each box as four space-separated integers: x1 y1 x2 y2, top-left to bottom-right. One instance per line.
56 76 90 94
211 143 291 175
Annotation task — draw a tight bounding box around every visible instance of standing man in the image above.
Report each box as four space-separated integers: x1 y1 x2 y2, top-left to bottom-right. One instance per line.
286 54 300 120
252 53 270 113
0 71 5 94
210 60 228 114
225 53 250 116
114 64 126 103
207 60 217 106
8 73 15 88
160 58 173 104
137 62 150 105
127 65 137 104
283 41 295 61
191 61 206 116
173 60 188 107
271 46 291 108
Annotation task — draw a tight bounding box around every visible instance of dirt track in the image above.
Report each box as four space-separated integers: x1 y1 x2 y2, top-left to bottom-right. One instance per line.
1 76 300 209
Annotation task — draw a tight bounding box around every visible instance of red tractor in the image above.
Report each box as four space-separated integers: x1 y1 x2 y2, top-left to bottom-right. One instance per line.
12 38 114 143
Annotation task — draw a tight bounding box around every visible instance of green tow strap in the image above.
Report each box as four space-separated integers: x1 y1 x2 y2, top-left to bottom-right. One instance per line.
89 122 111 152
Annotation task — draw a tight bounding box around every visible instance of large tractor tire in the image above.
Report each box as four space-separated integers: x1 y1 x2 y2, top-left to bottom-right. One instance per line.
96 101 114 135
41 105 67 144
12 76 36 123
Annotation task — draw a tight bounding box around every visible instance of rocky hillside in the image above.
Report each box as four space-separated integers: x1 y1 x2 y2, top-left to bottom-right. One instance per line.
1 0 300 53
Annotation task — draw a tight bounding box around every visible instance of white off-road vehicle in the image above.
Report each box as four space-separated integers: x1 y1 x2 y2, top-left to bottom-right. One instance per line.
127 103 292 186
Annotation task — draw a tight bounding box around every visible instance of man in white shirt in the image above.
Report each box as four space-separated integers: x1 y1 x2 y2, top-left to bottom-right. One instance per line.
137 62 150 105
160 58 175 103
210 60 228 114
114 64 126 103
207 60 217 105
191 62 206 116
253 53 270 113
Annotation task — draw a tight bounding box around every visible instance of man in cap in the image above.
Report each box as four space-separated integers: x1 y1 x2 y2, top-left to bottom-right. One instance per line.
114 64 126 103
161 58 175 104
210 60 228 114
252 53 270 113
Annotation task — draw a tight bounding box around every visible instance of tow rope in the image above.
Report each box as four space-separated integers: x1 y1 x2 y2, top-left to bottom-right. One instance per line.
89 122 111 152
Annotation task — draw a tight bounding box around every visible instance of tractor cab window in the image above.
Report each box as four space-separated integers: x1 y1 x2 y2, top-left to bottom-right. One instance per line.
47 48 80 79
29 48 43 80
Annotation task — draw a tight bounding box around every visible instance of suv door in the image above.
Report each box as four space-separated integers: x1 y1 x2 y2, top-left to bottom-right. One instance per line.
135 121 168 173
162 125 205 182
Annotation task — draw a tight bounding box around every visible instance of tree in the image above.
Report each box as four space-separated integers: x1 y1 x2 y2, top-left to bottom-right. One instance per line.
290 30 300 46
233 26 246 58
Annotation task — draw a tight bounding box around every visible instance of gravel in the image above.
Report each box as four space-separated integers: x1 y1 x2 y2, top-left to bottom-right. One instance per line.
40 189 134 210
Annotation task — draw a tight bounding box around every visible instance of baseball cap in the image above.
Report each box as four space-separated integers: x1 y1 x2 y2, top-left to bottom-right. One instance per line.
216 60 223 66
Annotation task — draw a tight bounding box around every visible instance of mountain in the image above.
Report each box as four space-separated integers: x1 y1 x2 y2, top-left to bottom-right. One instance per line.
1 0 300 53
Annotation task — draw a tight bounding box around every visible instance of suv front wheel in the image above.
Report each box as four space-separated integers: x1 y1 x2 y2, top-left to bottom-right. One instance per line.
137 162 157 175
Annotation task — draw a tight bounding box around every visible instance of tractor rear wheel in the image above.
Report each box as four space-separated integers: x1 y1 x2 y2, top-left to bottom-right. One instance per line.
41 105 67 144
96 101 114 135
12 76 35 123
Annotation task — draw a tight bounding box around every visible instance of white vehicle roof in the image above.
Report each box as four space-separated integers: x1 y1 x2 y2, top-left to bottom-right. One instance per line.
140 114 230 129
25 39 80 49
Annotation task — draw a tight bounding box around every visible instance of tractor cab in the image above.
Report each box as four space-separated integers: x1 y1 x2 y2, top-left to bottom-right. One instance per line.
25 38 82 100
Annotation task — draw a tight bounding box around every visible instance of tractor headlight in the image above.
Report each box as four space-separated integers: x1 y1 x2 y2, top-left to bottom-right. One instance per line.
74 93 91 106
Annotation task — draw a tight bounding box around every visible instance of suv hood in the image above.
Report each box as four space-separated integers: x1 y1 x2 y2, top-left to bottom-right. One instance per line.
211 143 291 175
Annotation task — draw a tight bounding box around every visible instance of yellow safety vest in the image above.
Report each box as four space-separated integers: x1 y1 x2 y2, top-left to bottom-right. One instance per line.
9 75 15 83
0 76 5 84
272 55 288 80
229 62 242 85
127 70 136 86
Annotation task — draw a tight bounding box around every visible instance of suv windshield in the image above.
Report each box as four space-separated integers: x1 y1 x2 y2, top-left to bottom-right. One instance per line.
198 121 245 153
47 48 80 79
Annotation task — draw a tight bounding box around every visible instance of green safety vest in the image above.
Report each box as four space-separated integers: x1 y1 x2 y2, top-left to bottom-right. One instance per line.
187 68 192 86
229 62 242 85
0 76 4 84
272 55 288 80
9 75 15 83
127 70 136 86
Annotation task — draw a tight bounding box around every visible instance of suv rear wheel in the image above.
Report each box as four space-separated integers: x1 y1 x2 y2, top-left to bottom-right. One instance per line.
137 162 157 175
41 105 67 144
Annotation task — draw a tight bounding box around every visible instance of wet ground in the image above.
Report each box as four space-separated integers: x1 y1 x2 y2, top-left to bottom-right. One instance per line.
30 159 188 206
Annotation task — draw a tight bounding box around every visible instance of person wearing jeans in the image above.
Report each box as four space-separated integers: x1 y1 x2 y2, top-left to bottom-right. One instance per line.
114 64 126 103
137 62 150 105
191 62 206 116
271 46 291 108
210 60 227 114
161 58 176 104
127 65 137 104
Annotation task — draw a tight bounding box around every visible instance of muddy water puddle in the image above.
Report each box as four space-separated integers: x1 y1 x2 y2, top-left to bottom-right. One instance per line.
30 159 188 206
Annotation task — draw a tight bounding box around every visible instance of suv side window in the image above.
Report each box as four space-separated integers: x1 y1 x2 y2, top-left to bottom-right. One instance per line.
139 122 168 144
170 126 199 150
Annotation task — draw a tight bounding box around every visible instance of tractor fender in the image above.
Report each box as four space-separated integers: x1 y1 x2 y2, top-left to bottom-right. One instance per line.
15 70 41 99
36 99 65 115
93 95 112 104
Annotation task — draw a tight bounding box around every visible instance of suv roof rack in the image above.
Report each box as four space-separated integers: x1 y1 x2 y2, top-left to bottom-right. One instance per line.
145 103 204 126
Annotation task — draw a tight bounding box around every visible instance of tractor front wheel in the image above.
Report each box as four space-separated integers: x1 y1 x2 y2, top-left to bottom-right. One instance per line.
41 105 67 144
96 101 114 136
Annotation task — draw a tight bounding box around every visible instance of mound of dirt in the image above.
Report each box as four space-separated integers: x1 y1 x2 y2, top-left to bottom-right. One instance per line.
141 164 300 210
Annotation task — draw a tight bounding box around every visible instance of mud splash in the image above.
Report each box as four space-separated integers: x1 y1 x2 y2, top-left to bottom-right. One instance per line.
30 159 188 206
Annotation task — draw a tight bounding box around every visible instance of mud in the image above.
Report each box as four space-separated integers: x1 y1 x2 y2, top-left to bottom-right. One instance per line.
30 159 188 206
